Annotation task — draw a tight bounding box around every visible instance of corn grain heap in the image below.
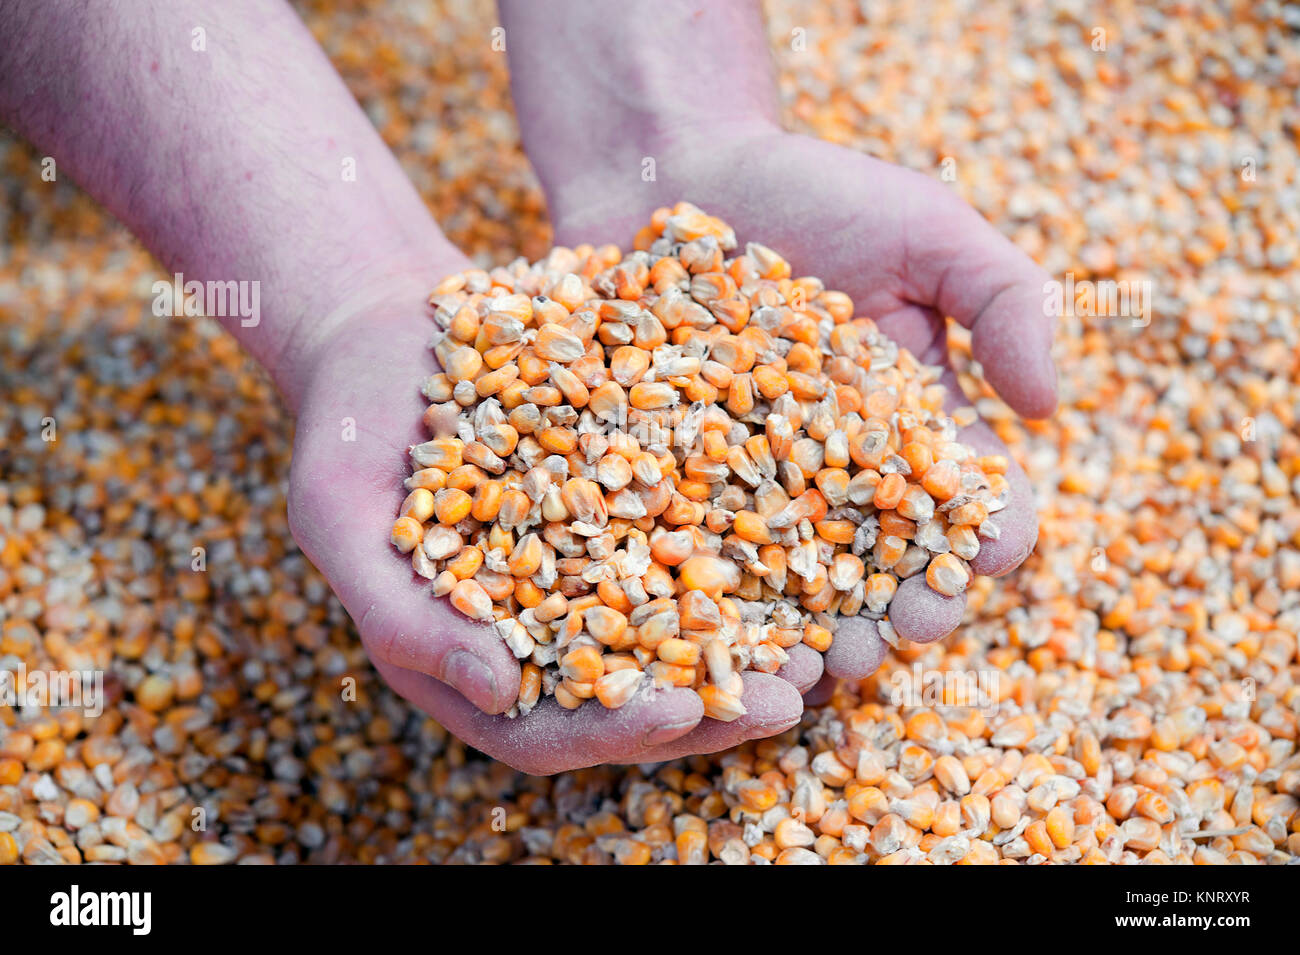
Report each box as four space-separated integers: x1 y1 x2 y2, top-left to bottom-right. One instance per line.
1 0 1297 865
392 203 1004 718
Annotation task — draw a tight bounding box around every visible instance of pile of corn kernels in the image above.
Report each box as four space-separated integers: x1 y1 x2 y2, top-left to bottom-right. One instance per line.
395 203 1004 719
1 0 1297 864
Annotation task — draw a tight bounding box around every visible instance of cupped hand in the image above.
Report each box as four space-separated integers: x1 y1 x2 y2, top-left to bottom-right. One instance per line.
543 124 1057 699
285 289 815 775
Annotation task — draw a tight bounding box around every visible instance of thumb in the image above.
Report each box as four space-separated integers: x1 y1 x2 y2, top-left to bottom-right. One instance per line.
288 438 522 715
911 179 1059 419
286 317 522 715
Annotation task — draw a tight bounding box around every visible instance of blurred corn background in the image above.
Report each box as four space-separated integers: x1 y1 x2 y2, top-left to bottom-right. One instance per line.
0 0 1297 864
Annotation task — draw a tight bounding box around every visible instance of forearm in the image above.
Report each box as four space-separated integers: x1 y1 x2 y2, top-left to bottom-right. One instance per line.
0 0 461 409
498 0 781 231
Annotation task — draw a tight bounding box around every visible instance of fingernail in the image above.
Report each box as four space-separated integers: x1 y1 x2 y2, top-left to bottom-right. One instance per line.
643 719 696 748
441 648 499 713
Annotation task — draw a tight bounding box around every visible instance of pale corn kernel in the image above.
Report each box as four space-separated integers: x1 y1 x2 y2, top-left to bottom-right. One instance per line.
593 668 643 709
697 685 746 722
656 638 701 666
449 580 493 621
585 606 629 646
390 517 423 553
926 553 970 597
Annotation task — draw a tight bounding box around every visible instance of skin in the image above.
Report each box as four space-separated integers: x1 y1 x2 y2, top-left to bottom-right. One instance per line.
1 0 1055 775
501 0 1056 712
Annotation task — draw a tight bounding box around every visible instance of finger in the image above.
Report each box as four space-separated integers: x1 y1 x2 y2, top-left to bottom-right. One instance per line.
354 578 521 715
909 177 1058 419
887 573 966 644
955 418 1040 577
374 660 704 775
775 643 824 694
822 615 889 680
883 364 1035 642
637 671 804 763
939 369 1040 577
869 302 949 370
287 317 521 714
292 468 520 714
802 672 838 708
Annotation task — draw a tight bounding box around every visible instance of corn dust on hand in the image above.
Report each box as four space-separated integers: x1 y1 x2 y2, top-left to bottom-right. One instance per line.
390 203 1004 718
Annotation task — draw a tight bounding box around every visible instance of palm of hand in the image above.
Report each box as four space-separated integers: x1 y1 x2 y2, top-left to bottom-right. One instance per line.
286 302 813 776
547 129 1055 690
284 132 1055 774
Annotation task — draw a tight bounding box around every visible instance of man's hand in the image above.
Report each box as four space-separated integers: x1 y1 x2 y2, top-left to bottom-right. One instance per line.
0 0 817 773
543 128 1056 691
286 296 819 774
500 0 1057 695
1 0 1055 774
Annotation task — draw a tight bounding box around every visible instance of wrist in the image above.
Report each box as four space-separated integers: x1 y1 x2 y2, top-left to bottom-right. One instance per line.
264 238 471 414
499 0 784 242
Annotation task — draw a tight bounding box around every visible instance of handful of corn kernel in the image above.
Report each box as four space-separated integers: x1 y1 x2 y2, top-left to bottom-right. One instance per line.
390 204 1010 719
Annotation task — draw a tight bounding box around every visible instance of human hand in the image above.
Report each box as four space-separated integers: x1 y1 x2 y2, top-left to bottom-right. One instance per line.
286 285 821 774
540 125 1057 696
500 0 1056 700
0 0 810 774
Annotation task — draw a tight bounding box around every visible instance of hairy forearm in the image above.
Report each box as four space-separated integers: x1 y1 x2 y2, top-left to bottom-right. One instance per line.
0 0 460 408
498 0 781 225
